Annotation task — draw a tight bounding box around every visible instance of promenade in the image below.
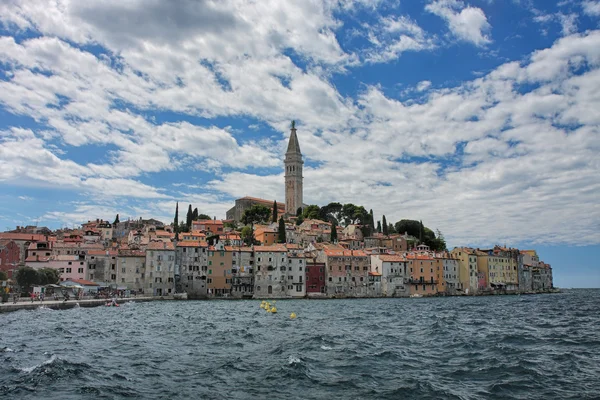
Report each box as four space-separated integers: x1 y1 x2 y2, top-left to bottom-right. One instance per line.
0 296 172 313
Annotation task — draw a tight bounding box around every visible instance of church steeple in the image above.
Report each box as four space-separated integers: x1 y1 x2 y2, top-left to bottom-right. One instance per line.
284 120 304 215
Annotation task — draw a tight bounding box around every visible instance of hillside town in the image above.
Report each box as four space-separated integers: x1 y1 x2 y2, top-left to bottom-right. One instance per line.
0 124 554 300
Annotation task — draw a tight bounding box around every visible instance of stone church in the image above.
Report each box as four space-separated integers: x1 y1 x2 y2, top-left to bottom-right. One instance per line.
226 122 304 222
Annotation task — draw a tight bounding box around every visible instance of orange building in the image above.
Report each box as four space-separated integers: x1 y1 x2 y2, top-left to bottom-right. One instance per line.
255 227 278 246
406 254 438 296
192 220 224 234
207 242 233 296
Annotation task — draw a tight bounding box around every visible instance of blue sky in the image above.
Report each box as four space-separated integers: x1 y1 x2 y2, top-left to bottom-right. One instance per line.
0 0 599 287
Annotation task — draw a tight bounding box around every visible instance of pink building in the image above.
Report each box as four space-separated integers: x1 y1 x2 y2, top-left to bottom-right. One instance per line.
25 255 88 282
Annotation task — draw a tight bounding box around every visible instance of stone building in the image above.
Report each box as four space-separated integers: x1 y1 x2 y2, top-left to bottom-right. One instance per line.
253 245 288 298
225 197 285 223
145 241 175 296
117 250 145 292
86 250 117 283
370 254 409 297
230 246 254 298
286 251 307 298
320 249 370 297
176 241 208 298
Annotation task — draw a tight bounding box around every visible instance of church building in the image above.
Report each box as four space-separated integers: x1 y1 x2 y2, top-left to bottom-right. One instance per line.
226 122 304 222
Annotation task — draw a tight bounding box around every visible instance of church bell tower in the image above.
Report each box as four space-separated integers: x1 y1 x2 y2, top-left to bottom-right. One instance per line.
284 121 303 215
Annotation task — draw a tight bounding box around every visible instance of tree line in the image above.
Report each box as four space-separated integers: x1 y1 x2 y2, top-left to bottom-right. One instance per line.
14 266 60 292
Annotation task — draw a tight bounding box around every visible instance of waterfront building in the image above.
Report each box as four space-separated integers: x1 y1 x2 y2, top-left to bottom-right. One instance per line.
532 262 553 291
405 254 438 296
117 250 145 293
306 260 326 296
25 254 87 282
253 245 288 298
86 250 118 282
0 239 20 278
451 247 479 294
370 254 409 297
475 250 490 290
286 250 307 298
145 241 175 296
176 241 208 298
440 254 459 295
207 240 233 297
320 249 370 297
230 246 254 298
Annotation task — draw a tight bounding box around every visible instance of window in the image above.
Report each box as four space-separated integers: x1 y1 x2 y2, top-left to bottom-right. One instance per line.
207 278 212 284
257 286 261 291
68 261 72 265
78 268 83 273
66 268 72 273
328 277 332 281
122 278 125 283
80 261 84 265
296 285 302 292
299 276 302 282
111 274 116 280
208 269 212 275
122 267 126 273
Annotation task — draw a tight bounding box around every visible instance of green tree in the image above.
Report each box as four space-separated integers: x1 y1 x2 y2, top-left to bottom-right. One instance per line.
302 205 321 220
277 217 286 243
15 266 39 291
272 201 278 223
192 208 199 221
319 202 343 224
376 220 382 233
388 223 396 234
186 204 193 232
296 207 303 217
368 209 375 236
382 215 388 235
113 214 120 224
240 226 254 246
241 204 271 226
39 268 60 284
0 271 7 281
330 220 338 243
394 219 422 237
173 202 179 237
198 214 211 220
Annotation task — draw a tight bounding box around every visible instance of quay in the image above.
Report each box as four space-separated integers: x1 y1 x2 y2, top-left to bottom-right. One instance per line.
0 296 174 314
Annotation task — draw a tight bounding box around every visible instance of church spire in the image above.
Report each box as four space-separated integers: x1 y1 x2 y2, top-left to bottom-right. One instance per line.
286 120 301 155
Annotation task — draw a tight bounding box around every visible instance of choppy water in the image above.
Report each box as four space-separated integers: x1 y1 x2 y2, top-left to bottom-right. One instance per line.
1 290 600 399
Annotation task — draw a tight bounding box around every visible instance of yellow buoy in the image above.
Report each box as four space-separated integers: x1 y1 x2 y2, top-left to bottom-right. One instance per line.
270 307 277 313
290 312 297 319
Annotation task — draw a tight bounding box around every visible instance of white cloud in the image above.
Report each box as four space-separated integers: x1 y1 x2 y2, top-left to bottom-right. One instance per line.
583 1 600 16
364 15 437 63
426 0 492 47
0 1 599 248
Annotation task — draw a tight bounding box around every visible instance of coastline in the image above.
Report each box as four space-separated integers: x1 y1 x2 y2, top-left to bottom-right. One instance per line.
0 289 562 313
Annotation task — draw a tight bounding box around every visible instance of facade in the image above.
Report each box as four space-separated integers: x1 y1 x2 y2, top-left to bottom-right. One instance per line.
286 251 306 298
207 241 233 297
25 254 87 282
532 263 553 291
86 250 118 282
117 250 145 292
0 239 21 279
284 124 303 215
406 254 438 296
370 254 409 297
306 261 326 295
0 232 48 264
451 247 479 294
231 246 254 298
145 241 175 296
176 241 208 298
321 249 370 297
441 255 459 295
253 245 288 298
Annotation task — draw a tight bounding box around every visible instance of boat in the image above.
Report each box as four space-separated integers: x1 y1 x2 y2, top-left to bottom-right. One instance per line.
410 293 423 298
173 292 188 300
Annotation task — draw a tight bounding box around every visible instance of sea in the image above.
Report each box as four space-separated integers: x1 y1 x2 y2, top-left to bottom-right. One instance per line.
1 289 599 399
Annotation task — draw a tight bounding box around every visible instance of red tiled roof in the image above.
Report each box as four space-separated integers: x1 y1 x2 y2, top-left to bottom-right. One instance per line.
87 250 118 256
68 279 99 286
254 245 287 252
176 241 208 248
146 241 175 250
240 197 285 209
376 255 407 262
0 233 47 241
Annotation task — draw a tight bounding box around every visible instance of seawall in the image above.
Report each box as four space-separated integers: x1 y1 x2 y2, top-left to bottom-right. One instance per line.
0 296 173 314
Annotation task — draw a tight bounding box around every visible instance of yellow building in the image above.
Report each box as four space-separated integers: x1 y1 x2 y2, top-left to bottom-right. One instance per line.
451 247 479 294
207 241 233 296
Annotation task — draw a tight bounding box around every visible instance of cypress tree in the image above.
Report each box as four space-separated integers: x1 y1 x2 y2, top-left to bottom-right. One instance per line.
186 204 193 232
272 200 278 223
369 209 374 236
277 217 286 243
113 214 120 224
331 220 338 243
173 202 179 237
419 220 424 242
382 215 388 235
376 220 381 233
192 208 199 221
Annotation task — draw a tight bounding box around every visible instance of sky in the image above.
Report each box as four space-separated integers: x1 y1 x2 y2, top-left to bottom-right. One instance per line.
0 0 599 287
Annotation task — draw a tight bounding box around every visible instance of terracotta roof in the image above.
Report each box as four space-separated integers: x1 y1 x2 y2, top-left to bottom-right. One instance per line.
376 255 407 262
146 241 175 250
369 271 382 276
118 250 145 257
254 245 287 252
324 249 367 257
194 219 224 225
0 233 47 241
87 250 118 256
239 196 285 209
176 241 208 248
